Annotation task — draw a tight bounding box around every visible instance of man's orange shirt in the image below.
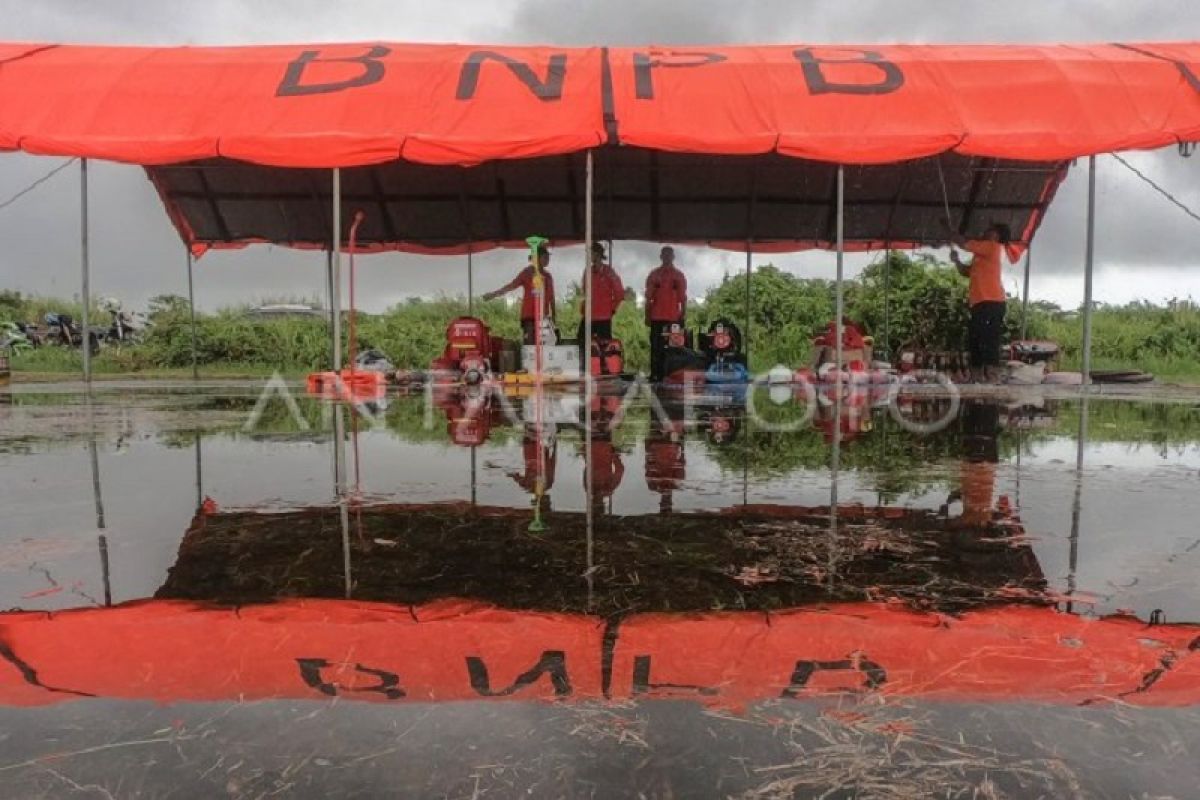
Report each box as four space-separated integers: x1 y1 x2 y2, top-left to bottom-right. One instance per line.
965 240 1006 307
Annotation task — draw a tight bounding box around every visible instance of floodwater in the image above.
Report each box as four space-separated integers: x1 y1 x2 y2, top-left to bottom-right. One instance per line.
2 381 1200 799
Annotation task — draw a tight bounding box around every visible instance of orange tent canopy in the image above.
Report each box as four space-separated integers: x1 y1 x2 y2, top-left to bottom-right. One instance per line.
2 41 1198 166
1 41 1196 252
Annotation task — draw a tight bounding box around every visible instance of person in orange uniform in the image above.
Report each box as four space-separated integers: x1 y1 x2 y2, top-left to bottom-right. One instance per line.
482 244 555 345
957 400 1000 527
645 246 687 382
577 242 625 342
948 224 1011 383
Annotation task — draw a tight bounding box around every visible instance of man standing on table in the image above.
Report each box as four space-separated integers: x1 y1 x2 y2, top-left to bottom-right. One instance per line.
948 223 1011 384
644 246 687 382
482 244 555 345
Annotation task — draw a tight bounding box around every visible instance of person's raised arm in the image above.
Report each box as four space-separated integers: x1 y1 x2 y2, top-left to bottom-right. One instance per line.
482 268 526 301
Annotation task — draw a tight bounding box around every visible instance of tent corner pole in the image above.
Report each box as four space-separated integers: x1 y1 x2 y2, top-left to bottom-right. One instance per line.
744 243 752 368
1020 245 1032 341
1080 155 1096 387
185 248 198 381
883 246 891 357
584 149 595 590
331 168 343 374
832 163 845 513
467 242 474 316
80 158 91 384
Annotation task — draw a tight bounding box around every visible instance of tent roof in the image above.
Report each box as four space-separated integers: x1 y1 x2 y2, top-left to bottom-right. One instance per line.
1 41 1193 253
1 41 1198 167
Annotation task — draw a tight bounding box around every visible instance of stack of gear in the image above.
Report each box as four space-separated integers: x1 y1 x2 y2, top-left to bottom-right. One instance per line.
700 320 748 384
813 319 873 373
661 320 749 385
661 323 707 383
588 337 624 378
431 317 502 385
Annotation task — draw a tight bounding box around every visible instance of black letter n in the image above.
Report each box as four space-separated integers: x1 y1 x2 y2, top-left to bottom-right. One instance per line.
456 51 567 101
794 48 904 96
277 46 391 97
466 651 571 696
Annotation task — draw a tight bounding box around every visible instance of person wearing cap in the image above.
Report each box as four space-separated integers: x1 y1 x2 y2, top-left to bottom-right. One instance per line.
644 245 687 382
577 242 625 343
947 223 1011 383
482 245 555 345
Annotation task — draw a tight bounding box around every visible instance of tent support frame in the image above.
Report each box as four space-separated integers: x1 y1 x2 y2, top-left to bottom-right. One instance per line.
744 244 752 366
1080 155 1096 386
80 158 92 383
331 168 342 373
584 150 595 604
185 248 198 380
1020 245 1032 341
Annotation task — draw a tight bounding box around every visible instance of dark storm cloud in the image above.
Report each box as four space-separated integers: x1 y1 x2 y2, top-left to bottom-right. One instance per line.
0 0 1198 311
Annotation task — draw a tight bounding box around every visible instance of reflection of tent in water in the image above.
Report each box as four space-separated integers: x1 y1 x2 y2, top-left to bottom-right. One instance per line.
3 598 1198 709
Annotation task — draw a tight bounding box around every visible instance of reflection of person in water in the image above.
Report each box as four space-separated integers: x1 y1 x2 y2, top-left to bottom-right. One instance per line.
645 411 686 513
958 401 1000 527
581 394 625 514
584 437 625 515
508 425 557 512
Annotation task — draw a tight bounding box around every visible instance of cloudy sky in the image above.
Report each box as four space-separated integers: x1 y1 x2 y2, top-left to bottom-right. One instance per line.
1 0 1198 313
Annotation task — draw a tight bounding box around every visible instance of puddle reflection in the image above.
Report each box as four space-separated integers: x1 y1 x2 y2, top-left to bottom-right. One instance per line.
3 384 1200 796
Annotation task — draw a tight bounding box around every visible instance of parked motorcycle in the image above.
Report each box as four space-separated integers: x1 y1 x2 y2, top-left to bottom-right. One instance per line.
0 321 33 354
101 299 146 345
44 312 101 355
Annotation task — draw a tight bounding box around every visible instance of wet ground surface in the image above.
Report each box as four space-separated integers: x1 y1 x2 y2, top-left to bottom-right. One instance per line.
2 381 1200 798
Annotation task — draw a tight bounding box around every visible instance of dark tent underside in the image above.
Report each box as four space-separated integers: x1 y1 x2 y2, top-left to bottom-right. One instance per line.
147 148 1068 254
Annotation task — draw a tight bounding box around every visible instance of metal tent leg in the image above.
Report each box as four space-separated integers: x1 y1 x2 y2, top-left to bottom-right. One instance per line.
80 158 92 383
1081 156 1097 386
584 150 595 607
1020 245 1032 341
185 248 199 380
331 168 343 373
744 244 752 367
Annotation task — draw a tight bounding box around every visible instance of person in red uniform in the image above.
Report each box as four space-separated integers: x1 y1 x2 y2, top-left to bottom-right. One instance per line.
645 411 686 514
645 246 687 382
482 244 555 345
577 242 625 343
948 223 1011 383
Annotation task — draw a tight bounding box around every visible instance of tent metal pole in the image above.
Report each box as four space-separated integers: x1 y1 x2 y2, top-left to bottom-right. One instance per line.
1020 245 1032 341
86 391 108 604
194 429 203 512
185 248 199 380
1071 412 1090 606
98 534 112 607
331 168 343 373
744 243 752 367
1080 156 1096 386
584 150 595 605
834 164 845 450
325 248 335 341
467 242 474 316
80 158 91 383
830 164 845 586
883 247 891 357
